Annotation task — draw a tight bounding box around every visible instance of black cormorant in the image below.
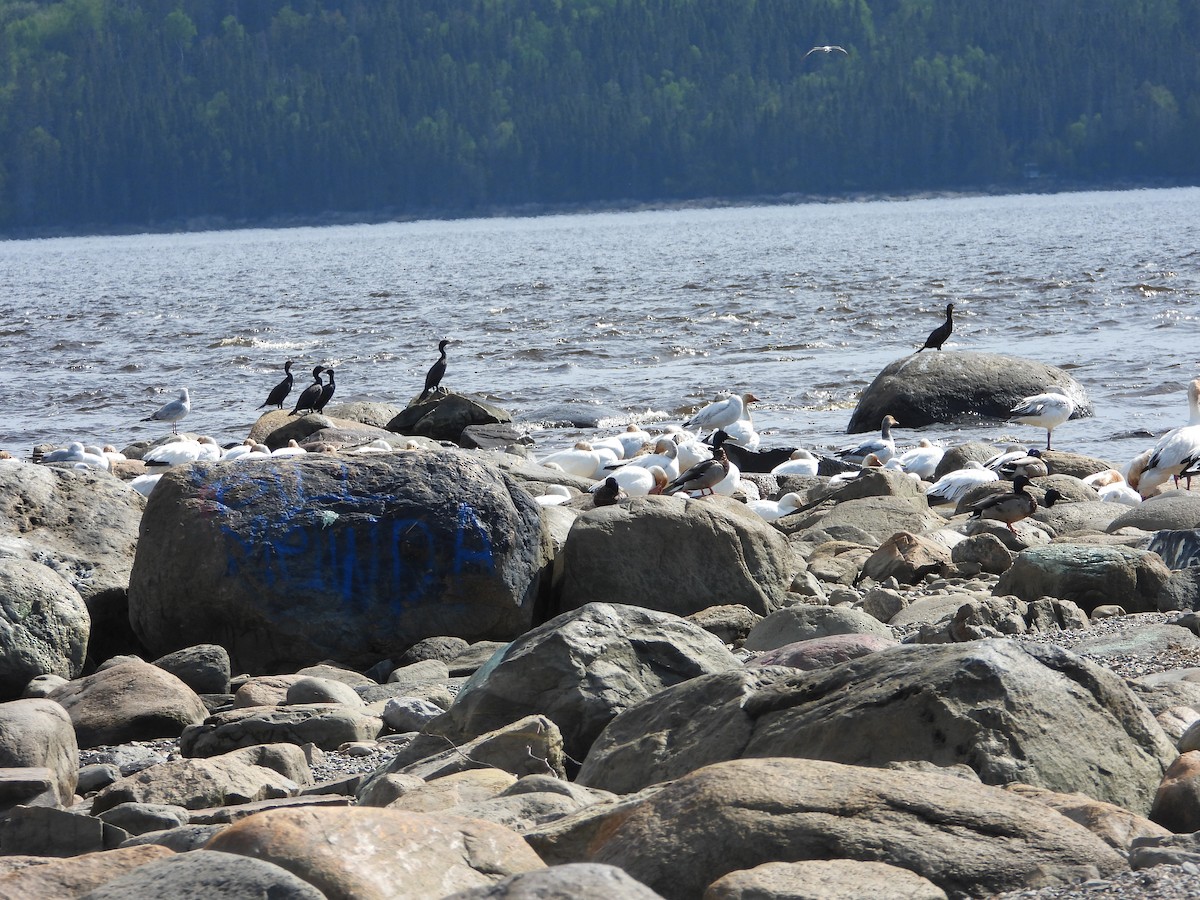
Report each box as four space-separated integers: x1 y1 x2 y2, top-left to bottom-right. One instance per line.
258 360 294 409
290 366 325 416
315 368 336 413
418 339 451 402
918 303 954 352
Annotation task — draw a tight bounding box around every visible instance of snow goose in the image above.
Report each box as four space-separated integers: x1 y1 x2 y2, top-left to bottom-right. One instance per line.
1009 392 1076 451
889 438 944 480
1083 469 1142 506
924 461 998 504
684 392 758 436
770 449 819 477
144 435 222 467
1136 379 1200 498
746 491 804 523
605 464 667 497
271 439 308 458
539 442 607 479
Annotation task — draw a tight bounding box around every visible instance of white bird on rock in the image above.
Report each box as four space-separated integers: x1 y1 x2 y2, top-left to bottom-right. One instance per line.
837 415 899 464
746 491 804 523
770 449 819 477
1136 378 1200 498
888 438 944 480
924 461 998 504
1009 392 1076 451
1082 469 1142 506
143 435 222 467
605 464 669 497
538 442 607 479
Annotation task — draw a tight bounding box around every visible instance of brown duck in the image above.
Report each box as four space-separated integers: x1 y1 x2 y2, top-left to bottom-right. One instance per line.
968 474 1037 533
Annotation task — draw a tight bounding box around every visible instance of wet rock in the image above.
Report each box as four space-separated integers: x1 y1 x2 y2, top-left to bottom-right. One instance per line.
128 452 549 673
847 351 1092 433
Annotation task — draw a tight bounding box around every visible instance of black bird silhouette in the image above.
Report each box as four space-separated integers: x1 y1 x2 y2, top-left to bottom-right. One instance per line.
918 303 954 352
592 476 627 507
290 365 325 416
258 360 294 409
314 367 336 413
419 339 451 402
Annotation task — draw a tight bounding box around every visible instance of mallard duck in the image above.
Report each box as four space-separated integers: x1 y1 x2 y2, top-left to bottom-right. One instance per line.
663 448 730 497
968 474 1038 532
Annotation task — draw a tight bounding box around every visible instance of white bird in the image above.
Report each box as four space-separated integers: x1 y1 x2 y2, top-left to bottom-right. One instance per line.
804 44 848 58
889 438 944 480
101 445 127 465
143 388 191 434
1083 470 1142 507
925 461 999 504
533 484 573 507
684 393 759 436
223 439 271 460
591 425 652 460
1009 392 1076 451
837 415 899 464
609 438 681 480
1136 379 1200 498
271 440 308 457
770 449 819 477
604 464 669 497
722 416 761 451
128 473 163 497
983 444 1029 472
40 441 110 470
672 437 713 472
143 435 222 467
348 438 400 454
538 441 607 479
746 491 804 523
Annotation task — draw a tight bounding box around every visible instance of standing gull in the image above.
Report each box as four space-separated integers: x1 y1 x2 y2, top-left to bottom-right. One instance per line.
258 360 294 410
143 388 191 434
290 366 326 416
419 339 451 402
1009 392 1076 451
917 303 954 352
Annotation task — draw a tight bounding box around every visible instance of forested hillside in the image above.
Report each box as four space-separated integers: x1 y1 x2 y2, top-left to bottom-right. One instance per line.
1 0 1197 233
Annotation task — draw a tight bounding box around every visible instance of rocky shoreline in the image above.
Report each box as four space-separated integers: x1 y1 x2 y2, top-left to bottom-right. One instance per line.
4 383 1200 899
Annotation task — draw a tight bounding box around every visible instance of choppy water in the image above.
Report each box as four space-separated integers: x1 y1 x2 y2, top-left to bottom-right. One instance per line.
2 187 1198 466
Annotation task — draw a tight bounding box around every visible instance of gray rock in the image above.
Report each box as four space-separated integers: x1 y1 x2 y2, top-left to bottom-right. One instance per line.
1160 568 1200 611
745 633 897 671
448 641 510 676
120 823 228 852
0 697 78 805
442 863 667 899
1039 451 1116 480
382 696 445 732
932 442 1004 481
743 605 893 653
857 531 952 585
95 801 190 835
89 753 301 814
685 604 764 647
77 762 121 794
0 805 129 856
577 641 1175 815
859 585 908 622
557 496 794 617
847 351 1092 432
1108 492 1200 532
127 452 549 673
49 657 208 748
21 672 68 697
532 757 1122 900
0 844 174 895
285 675 365 707
704 859 948 900
151 643 231 695
1035 500 1124 536
994 544 1173 614
952 532 1015 575
0 559 90 701
888 593 974 628
324 400 408 430
388 391 513 442
224 743 314 785
77 849 327 900
1072 623 1200 671
0 463 144 664
396 636 471 666
788 496 946 548
180 704 383 755
426 603 741 763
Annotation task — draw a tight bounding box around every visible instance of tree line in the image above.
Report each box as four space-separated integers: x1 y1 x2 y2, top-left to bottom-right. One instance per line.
1 0 1197 234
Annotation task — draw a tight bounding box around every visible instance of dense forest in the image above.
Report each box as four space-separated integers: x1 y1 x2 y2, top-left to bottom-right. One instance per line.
1 0 1197 234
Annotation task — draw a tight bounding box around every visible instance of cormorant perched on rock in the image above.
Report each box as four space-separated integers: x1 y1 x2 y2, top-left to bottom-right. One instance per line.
290 366 325 416
143 388 191 434
315 368 336 413
918 303 954 352
258 360 294 409
419 339 451 402
967 475 1038 532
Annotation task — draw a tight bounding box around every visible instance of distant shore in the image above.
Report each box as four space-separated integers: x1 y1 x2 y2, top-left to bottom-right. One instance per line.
2 176 1195 243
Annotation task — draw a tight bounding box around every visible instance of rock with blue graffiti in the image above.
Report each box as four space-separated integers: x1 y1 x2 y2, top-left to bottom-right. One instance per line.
126 451 550 674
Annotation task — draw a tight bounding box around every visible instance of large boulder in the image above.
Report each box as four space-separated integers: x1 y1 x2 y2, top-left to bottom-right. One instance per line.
0 698 79 805
847 351 1092 433
89 753 301 814
127 452 549 673
0 558 90 700
206 806 545 897
994 544 1172 614
531 757 1126 900
1108 492 1200 532
388 392 513 443
576 641 1175 815
786 496 945 547
48 658 209 748
426 603 741 763
557 497 794 616
0 462 143 664
68 849 326 900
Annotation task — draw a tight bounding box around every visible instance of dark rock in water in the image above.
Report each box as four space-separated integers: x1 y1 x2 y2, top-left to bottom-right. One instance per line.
389 391 512 442
323 401 407 430
847 351 1092 433
127 452 548 673
522 402 627 429
459 423 534 451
